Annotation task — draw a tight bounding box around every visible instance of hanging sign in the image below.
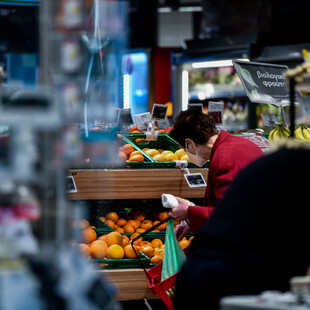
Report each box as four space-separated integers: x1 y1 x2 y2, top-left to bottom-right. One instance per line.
233 60 303 108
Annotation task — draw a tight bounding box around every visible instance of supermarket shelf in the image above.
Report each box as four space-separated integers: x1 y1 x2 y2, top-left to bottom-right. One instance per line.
67 168 208 200
101 268 159 301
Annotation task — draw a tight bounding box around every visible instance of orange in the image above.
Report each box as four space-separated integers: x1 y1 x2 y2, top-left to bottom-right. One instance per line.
90 241 108 259
158 212 169 221
104 219 116 230
129 150 143 157
144 149 160 158
99 216 106 222
175 148 187 159
123 223 135 233
115 227 124 233
124 244 140 259
150 255 163 265
154 248 165 259
130 232 142 245
165 153 179 162
105 212 119 223
97 235 107 242
140 245 155 258
116 218 127 227
81 227 97 244
142 148 150 152
122 238 129 248
179 239 191 250
153 154 167 162
151 238 163 248
128 154 144 162
135 138 146 143
157 149 164 153
132 210 146 222
161 150 174 157
78 243 90 257
119 151 127 161
80 219 90 228
119 144 134 157
128 219 140 230
131 130 141 133
105 231 123 247
135 228 146 233
106 244 124 259
129 125 138 132
180 154 190 161
189 236 194 243
157 222 167 231
122 234 130 242
140 220 153 230
139 240 152 247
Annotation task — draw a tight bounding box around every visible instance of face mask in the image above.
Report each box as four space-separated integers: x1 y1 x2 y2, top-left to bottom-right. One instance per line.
185 142 208 167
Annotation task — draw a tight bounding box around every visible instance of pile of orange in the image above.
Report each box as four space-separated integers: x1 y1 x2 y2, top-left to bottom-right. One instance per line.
118 143 145 162
76 212 193 265
101 211 177 234
140 148 189 162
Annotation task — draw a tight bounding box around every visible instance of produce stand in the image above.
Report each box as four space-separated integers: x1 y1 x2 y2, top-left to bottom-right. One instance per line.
68 167 208 301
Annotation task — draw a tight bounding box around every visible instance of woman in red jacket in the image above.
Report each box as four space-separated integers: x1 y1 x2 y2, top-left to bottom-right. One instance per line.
168 109 263 239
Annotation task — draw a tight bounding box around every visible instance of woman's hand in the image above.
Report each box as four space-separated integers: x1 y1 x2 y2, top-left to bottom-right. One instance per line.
168 197 189 221
174 223 191 241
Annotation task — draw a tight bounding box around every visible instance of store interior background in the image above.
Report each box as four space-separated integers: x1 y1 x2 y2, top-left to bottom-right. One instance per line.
1 1 310 309
1 0 310 130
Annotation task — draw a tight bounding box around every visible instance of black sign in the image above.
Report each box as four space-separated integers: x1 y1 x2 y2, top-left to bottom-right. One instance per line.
233 60 303 107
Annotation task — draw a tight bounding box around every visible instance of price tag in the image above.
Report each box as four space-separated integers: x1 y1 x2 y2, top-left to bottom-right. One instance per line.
134 112 151 130
66 176 77 193
151 104 168 121
261 113 278 127
119 108 133 126
184 173 207 188
187 103 203 112
208 101 224 130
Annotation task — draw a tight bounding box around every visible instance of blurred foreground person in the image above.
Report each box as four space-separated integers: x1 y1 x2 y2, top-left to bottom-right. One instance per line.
169 109 263 238
174 140 310 310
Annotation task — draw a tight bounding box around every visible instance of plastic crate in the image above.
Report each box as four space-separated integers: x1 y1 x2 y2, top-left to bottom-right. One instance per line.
90 252 151 269
121 133 209 169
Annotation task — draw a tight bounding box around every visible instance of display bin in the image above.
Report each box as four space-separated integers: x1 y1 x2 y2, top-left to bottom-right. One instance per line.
90 253 151 270
121 133 209 169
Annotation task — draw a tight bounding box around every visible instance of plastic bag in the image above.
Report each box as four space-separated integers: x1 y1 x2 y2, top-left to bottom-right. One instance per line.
161 218 187 281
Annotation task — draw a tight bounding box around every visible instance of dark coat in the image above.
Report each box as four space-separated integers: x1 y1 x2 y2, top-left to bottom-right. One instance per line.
175 146 310 310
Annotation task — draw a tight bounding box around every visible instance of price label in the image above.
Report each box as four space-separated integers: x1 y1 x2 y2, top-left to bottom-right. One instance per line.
261 113 278 127
187 103 203 112
66 176 77 193
151 104 168 121
208 101 224 130
134 112 151 130
184 173 207 188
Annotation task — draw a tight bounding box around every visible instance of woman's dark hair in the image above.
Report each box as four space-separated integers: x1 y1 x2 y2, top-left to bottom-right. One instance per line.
170 109 219 147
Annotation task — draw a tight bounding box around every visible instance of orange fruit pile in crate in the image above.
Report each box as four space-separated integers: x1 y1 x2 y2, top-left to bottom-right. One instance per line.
75 212 194 265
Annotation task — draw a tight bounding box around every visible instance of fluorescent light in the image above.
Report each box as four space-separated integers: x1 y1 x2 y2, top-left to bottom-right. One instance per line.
157 7 173 13
123 74 132 109
178 6 203 12
182 70 189 111
192 58 249 69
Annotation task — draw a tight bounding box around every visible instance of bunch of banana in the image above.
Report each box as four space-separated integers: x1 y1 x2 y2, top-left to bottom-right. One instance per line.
268 124 291 141
294 124 310 142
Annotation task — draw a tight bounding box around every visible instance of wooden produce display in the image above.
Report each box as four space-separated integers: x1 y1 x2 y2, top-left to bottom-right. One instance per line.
68 167 208 301
68 168 208 200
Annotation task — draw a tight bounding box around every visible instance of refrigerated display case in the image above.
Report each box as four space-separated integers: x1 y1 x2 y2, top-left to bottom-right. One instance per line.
172 53 258 130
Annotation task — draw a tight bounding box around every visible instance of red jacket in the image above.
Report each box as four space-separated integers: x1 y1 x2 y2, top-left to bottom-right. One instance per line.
187 130 264 232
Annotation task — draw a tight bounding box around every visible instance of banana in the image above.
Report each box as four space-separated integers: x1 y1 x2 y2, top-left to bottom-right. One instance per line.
294 125 307 142
268 127 277 141
282 125 291 136
302 125 310 140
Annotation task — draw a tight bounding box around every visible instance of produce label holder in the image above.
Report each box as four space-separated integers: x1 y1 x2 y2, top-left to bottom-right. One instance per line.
233 60 304 129
261 113 278 128
66 176 77 193
184 173 207 188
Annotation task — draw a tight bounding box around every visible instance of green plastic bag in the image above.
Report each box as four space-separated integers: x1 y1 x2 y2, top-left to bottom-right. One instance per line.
161 218 187 281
